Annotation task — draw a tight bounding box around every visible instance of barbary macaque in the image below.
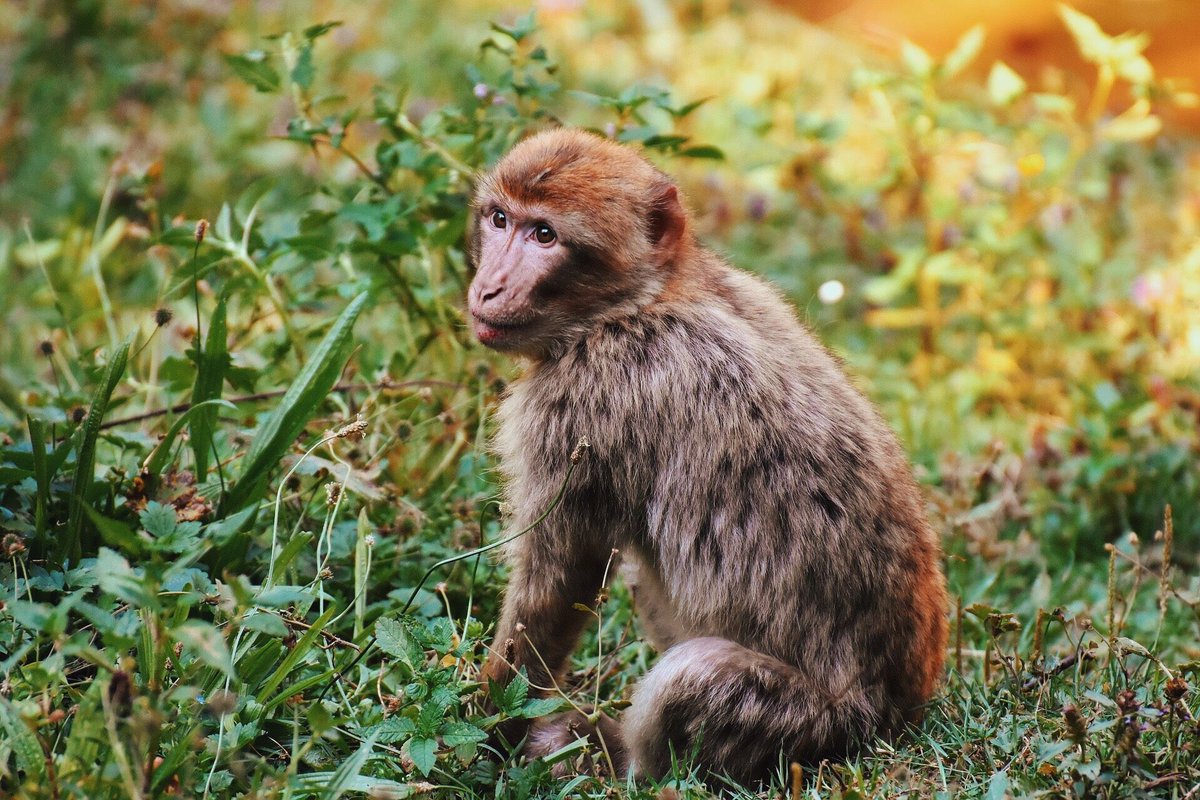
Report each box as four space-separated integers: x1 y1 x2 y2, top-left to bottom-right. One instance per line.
466 128 947 783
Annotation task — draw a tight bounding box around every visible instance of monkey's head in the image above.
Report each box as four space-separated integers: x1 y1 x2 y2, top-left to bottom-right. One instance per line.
467 128 688 358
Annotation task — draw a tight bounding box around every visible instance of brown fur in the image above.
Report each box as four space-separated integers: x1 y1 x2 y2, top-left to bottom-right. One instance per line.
469 128 947 784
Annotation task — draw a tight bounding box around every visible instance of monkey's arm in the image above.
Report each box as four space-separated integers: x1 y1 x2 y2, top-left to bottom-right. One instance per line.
482 538 607 693
480 533 608 748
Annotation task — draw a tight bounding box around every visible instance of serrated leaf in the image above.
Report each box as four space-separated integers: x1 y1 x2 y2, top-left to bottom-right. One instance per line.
440 722 487 746
140 501 178 538
367 716 416 744
518 696 564 718
224 52 281 92
408 736 437 776
223 291 369 514
376 616 424 669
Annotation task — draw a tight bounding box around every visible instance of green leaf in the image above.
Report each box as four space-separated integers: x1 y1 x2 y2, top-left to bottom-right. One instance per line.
518 696 564 718
173 620 234 677
0 698 44 782
679 145 724 160
408 736 437 776
224 52 281 92
96 547 156 608
440 722 487 746
223 291 369 514
376 616 424 669
367 716 416 744
190 296 230 478
144 398 237 479
291 43 315 90
83 505 144 556
140 501 178 538
303 21 343 40
64 336 131 563
258 605 337 702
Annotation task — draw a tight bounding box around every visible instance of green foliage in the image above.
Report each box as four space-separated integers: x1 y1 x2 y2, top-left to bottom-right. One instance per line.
0 3 1197 798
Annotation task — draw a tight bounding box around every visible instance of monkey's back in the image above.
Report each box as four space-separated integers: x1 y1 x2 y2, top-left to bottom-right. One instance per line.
497 257 946 732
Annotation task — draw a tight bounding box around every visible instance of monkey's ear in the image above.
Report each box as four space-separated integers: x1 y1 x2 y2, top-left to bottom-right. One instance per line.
648 182 686 265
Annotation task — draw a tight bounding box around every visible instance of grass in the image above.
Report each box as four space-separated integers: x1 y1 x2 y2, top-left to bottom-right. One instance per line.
0 2 1198 798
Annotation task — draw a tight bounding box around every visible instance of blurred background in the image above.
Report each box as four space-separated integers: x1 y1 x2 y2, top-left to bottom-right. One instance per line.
2 0 1199 562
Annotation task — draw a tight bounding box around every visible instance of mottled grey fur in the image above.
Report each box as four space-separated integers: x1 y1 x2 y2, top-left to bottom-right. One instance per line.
473 129 947 785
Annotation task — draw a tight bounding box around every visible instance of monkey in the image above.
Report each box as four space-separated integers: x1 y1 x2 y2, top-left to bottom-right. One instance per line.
465 128 947 785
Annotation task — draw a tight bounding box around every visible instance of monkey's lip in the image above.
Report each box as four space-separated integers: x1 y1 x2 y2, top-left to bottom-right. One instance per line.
471 312 532 346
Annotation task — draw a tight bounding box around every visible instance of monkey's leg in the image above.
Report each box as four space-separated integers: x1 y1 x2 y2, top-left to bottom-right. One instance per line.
623 637 877 784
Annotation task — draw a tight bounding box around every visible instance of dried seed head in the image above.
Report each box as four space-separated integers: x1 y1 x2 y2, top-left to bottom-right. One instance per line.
2 533 26 557
1165 676 1187 703
336 413 368 440
71 406 88 424
1116 689 1140 716
154 307 174 327
570 436 591 464
1062 703 1086 743
326 482 342 507
38 340 55 357
194 219 209 243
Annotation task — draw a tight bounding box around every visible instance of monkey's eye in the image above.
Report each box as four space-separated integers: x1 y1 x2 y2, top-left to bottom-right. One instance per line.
490 209 507 229
532 223 557 245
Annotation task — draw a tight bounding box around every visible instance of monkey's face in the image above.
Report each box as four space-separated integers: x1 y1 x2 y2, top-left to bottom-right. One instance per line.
467 200 575 355
467 129 688 359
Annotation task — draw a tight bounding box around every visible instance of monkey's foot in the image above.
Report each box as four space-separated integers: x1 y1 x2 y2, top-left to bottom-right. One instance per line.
526 710 628 780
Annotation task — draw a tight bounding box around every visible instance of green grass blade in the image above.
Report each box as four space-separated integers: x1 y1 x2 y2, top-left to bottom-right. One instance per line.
255 605 337 700
63 335 131 564
26 415 49 540
190 295 229 478
222 291 368 514
143 398 237 478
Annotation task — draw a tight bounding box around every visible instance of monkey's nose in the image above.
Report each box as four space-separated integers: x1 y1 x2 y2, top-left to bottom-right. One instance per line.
480 285 505 304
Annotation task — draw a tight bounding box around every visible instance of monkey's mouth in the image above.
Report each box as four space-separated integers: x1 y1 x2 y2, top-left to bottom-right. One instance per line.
471 313 532 347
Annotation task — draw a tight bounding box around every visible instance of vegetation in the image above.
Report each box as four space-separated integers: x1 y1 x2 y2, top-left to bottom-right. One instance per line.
0 2 1198 797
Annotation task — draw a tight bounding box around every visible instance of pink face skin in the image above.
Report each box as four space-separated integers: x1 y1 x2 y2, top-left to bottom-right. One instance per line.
468 204 565 352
